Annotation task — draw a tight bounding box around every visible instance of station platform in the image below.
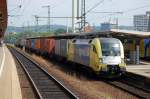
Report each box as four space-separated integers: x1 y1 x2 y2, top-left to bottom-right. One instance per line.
127 62 150 78
0 45 22 99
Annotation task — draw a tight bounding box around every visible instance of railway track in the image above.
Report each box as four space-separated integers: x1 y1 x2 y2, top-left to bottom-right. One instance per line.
10 46 150 99
105 74 150 99
123 72 150 92
9 47 78 99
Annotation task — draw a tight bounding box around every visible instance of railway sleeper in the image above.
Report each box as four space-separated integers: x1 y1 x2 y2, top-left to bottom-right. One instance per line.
41 92 69 98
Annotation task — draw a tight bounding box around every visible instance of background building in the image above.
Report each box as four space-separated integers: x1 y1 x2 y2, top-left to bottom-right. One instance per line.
134 11 150 32
100 22 117 31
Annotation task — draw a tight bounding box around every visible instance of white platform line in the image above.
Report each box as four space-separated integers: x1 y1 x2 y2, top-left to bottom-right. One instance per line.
0 47 6 77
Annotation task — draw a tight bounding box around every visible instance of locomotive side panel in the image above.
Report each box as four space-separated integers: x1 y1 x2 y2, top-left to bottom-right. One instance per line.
74 44 90 66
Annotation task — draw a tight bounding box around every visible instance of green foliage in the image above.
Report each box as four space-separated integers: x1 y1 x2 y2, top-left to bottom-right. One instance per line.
4 32 21 44
54 29 67 35
4 28 68 44
35 32 54 37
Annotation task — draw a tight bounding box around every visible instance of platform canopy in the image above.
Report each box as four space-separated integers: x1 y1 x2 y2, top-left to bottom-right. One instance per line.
79 29 150 40
109 29 150 39
27 29 150 40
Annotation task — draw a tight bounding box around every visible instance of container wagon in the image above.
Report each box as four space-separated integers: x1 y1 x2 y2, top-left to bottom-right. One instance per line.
55 39 68 59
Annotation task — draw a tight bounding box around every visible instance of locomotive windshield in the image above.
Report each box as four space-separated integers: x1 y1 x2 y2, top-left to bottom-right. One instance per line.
100 38 121 56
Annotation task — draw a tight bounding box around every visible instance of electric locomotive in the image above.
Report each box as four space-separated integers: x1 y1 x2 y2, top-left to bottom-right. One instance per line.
68 38 126 77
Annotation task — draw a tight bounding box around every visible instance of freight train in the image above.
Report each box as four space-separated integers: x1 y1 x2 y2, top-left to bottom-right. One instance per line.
15 36 126 78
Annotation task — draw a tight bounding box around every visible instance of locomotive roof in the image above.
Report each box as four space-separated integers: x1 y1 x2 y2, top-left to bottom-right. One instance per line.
72 38 120 44
100 38 121 43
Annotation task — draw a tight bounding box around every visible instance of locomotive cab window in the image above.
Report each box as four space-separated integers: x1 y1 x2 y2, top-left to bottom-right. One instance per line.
100 39 121 56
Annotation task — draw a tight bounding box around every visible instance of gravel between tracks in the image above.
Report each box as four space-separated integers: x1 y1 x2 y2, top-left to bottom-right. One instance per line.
19 49 138 99
14 54 37 99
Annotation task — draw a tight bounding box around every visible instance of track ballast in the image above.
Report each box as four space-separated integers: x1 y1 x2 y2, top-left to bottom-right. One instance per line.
106 74 150 99
9 47 78 99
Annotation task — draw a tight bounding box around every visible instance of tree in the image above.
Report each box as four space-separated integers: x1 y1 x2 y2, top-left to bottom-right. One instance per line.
55 29 66 35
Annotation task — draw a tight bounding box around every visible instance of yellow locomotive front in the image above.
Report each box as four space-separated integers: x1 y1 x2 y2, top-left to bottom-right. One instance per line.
90 38 126 77
68 37 126 78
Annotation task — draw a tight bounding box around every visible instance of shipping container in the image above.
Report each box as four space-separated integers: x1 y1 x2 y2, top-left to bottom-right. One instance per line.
29 39 32 49
55 40 60 56
55 39 68 58
35 38 41 50
31 39 35 49
19 39 26 47
45 39 50 53
40 38 46 53
48 39 55 54
25 39 29 48
26 39 31 49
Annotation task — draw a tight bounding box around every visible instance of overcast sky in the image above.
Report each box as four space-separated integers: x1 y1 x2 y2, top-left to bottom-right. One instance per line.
7 0 150 27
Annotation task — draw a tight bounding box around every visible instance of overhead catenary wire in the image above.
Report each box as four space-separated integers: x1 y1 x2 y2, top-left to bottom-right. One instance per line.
79 0 105 32
123 3 150 13
20 0 32 16
83 0 105 16
99 3 150 19
90 11 123 14
18 0 32 27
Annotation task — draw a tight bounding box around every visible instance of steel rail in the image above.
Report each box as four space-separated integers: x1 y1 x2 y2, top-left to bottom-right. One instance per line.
105 74 150 99
9 47 78 99
10 46 150 98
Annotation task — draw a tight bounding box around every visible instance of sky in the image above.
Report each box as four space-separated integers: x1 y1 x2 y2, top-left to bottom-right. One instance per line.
7 0 150 27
